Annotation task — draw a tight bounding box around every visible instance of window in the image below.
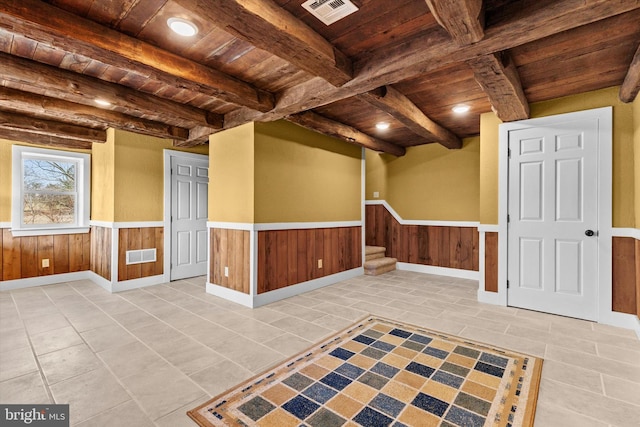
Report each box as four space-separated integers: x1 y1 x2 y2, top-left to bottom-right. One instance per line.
12 146 90 236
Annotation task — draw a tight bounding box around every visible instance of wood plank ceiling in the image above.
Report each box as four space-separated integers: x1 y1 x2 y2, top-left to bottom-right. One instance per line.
0 0 639 154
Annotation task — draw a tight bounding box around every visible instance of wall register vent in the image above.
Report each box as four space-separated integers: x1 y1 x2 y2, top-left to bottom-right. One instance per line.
126 248 157 265
302 0 358 25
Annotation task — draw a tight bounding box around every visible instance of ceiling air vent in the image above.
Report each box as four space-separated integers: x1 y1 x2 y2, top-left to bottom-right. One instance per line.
302 0 359 26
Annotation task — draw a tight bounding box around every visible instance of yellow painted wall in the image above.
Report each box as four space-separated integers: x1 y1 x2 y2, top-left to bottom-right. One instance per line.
479 113 503 224
0 139 91 223
0 140 13 222
91 129 116 221
365 149 390 201
480 86 635 227
254 121 361 223
377 137 480 221
0 130 207 224
112 130 207 222
209 123 256 223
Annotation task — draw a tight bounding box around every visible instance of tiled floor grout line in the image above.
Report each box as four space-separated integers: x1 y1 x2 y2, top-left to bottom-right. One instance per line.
8 292 56 405
99 288 272 377
54 283 217 412
40 283 213 425
544 376 640 409
138 284 337 351
3 271 640 427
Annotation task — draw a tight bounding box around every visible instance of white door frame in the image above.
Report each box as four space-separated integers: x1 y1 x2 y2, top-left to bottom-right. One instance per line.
163 149 209 283
497 107 614 324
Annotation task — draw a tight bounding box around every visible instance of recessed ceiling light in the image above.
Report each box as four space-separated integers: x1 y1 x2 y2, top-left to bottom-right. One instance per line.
167 17 198 37
452 104 470 114
376 122 390 130
94 99 111 107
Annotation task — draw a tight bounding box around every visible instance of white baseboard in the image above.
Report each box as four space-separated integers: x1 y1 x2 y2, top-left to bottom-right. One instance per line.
112 275 166 292
207 268 364 308
206 283 253 307
253 268 364 307
87 271 113 292
0 271 93 291
599 310 640 339
395 262 479 281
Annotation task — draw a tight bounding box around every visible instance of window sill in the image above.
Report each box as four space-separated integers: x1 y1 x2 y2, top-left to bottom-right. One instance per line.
10 227 90 237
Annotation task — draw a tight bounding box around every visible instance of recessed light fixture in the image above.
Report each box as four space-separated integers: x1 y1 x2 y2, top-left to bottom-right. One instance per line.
452 104 471 114
375 122 390 130
94 99 111 107
167 17 198 37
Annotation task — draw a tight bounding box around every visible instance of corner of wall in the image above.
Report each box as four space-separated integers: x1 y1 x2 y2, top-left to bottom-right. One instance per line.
0 139 13 223
209 122 255 223
91 128 116 222
365 148 389 201
479 112 503 225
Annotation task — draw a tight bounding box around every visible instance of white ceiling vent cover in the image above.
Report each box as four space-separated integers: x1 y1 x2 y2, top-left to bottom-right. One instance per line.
302 0 359 26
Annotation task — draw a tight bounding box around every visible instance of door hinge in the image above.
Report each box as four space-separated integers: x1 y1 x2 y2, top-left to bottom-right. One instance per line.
507 280 510 289
508 147 511 158
507 214 510 223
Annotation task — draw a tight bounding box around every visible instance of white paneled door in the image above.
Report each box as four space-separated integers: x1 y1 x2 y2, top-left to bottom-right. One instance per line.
171 156 208 280
507 117 600 321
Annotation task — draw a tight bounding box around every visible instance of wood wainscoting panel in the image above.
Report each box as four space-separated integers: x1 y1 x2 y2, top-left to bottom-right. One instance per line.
1 228 90 281
484 232 499 293
257 226 361 294
636 239 640 320
210 228 250 294
90 226 112 281
612 236 637 315
365 204 478 271
117 227 163 282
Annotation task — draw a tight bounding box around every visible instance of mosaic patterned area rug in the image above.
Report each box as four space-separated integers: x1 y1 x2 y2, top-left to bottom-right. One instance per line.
188 316 543 427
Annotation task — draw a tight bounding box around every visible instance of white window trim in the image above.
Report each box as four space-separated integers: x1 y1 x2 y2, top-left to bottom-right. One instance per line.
11 145 91 236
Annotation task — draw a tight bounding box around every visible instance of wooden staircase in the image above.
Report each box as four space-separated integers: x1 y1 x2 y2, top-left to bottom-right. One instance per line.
364 246 397 276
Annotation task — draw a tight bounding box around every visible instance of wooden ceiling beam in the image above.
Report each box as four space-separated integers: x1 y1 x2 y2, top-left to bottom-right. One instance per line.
175 126 219 147
0 86 190 141
0 53 221 131
424 1 528 123
467 52 529 122
225 0 633 130
0 128 94 149
0 110 105 143
360 86 462 149
619 42 640 102
174 0 352 86
286 111 406 157
0 0 274 112
424 0 485 45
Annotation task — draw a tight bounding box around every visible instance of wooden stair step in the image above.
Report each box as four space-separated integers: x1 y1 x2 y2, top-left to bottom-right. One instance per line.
364 256 397 276
365 245 387 261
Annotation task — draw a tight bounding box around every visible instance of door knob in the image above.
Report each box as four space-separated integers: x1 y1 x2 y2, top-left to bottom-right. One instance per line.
585 230 595 237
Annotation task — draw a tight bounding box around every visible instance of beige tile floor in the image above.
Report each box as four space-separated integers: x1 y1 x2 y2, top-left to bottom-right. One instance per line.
1 271 639 426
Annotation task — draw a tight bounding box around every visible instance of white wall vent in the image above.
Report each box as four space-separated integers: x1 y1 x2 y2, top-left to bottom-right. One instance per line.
302 0 358 26
126 248 157 265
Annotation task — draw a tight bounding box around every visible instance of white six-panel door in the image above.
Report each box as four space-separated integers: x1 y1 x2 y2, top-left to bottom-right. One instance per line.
507 118 599 321
170 156 208 280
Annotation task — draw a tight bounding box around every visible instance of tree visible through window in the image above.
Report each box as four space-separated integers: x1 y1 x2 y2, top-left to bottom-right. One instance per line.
12 145 90 235
23 159 77 225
